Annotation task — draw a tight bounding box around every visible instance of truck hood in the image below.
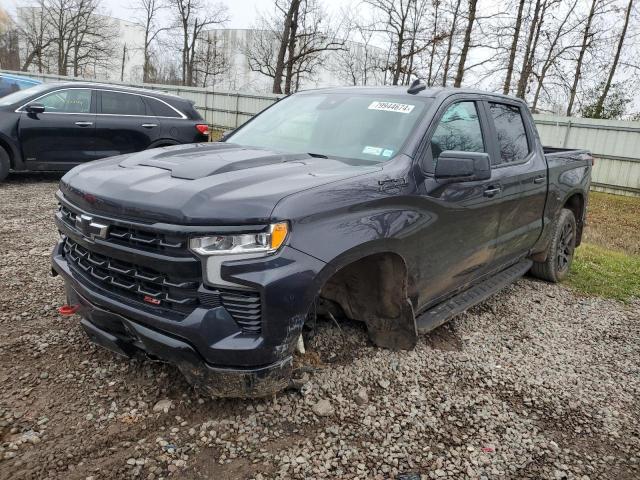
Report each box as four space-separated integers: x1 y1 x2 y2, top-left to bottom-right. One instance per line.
59 143 380 225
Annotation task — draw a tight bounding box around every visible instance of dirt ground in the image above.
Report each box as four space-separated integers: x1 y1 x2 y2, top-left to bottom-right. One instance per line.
1 173 639 480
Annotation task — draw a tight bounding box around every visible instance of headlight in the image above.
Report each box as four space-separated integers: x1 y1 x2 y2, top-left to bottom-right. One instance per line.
189 222 289 256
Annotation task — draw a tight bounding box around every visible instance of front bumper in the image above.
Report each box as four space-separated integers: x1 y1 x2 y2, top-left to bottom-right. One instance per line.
52 239 325 397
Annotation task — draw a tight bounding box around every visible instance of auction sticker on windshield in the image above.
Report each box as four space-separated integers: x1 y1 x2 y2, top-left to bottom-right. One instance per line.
368 101 415 114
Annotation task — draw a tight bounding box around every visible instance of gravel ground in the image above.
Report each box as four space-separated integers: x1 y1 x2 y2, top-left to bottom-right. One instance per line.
1 173 639 480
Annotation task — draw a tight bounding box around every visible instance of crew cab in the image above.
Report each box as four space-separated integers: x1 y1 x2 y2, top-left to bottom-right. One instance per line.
51 84 591 397
0 82 209 181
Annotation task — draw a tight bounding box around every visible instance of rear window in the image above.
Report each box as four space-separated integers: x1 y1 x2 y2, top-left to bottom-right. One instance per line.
145 97 182 118
101 91 147 116
488 102 530 164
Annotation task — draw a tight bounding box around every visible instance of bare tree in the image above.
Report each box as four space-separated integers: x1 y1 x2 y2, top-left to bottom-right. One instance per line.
169 0 228 86
35 0 117 77
453 0 478 87
442 0 462 86
193 31 230 87
131 0 169 83
591 0 633 118
530 0 579 111
565 0 600 115
364 0 426 85
503 0 526 94
247 0 345 94
515 0 554 98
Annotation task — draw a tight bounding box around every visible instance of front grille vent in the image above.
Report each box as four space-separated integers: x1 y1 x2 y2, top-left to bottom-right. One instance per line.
199 287 262 334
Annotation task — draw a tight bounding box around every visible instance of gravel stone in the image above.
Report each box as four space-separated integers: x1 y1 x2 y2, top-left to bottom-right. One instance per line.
0 175 638 479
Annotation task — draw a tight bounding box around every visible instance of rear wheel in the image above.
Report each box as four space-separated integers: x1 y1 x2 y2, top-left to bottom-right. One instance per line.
0 148 10 182
530 208 577 282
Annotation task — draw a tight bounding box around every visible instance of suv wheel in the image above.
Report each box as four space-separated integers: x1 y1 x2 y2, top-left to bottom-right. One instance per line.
530 208 577 283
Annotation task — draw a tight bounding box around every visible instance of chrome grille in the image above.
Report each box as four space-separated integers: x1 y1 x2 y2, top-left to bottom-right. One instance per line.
59 204 187 253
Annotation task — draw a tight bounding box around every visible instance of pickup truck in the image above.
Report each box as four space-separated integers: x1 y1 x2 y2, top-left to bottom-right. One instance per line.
51 84 592 397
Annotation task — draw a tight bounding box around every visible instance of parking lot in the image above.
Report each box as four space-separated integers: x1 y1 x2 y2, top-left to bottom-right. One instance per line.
0 173 639 480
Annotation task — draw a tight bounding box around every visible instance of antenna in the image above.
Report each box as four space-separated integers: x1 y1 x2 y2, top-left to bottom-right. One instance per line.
407 78 426 95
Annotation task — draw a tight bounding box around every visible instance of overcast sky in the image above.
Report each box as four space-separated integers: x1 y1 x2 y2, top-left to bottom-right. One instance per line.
100 0 350 27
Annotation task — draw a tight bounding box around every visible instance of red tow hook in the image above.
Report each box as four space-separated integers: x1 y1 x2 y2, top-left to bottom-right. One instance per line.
58 304 80 316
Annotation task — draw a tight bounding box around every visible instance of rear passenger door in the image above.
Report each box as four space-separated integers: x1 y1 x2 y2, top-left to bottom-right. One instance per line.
484 100 547 266
94 90 161 158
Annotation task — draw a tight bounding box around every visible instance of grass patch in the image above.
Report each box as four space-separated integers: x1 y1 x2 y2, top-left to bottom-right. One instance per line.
567 243 640 302
562 192 640 302
583 192 640 255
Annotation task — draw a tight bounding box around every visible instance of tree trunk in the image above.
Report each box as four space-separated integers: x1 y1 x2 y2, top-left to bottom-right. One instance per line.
592 0 633 118
427 0 439 86
566 0 597 116
454 0 477 88
143 27 151 83
273 0 301 94
503 0 526 94
442 0 462 86
284 6 299 94
516 0 543 98
392 25 405 85
531 0 577 111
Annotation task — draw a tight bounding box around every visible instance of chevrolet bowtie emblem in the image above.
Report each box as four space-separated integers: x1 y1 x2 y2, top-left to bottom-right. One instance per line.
75 214 109 240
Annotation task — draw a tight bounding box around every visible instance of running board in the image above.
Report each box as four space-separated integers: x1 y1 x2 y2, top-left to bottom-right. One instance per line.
416 259 532 333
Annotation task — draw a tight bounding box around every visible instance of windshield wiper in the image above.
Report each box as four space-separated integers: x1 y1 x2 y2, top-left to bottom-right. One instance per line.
307 152 329 159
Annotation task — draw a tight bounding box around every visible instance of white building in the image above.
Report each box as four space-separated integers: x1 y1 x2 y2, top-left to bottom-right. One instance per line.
201 29 387 93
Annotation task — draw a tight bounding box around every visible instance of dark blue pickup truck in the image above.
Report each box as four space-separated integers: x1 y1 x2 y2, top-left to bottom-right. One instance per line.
51 83 591 397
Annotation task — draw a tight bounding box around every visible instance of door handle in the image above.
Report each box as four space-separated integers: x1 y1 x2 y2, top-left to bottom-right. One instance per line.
533 175 546 184
141 123 158 128
483 186 502 197
74 121 93 127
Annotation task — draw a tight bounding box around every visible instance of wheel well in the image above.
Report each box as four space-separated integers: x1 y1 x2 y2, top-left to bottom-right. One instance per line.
564 193 585 245
318 252 417 350
0 139 14 167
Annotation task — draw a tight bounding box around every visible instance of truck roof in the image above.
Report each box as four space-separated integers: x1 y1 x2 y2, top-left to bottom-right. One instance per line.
299 85 524 103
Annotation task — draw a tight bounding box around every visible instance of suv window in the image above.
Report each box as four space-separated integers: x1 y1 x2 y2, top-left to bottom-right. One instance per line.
101 91 146 116
38 89 91 113
488 102 530 164
145 97 181 118
426 101 484 173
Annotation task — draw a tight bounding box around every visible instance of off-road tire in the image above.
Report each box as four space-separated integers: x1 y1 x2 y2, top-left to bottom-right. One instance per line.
530 208 577 283
0 147 9 183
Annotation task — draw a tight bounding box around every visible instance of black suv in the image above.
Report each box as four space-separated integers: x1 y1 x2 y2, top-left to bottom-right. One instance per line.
0 82 210 181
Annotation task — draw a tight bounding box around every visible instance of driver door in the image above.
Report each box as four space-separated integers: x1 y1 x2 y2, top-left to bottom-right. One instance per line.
413 99 503 308
19 88 97 167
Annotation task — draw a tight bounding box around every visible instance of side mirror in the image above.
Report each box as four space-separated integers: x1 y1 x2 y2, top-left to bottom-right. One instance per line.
434 151 491 183
25 103 45 114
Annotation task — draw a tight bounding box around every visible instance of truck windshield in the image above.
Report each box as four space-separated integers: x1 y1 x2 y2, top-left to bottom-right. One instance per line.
228 93 431 163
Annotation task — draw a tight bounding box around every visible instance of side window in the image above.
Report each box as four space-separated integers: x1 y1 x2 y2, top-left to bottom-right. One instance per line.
39 89 91 113
145 97 181 118
426 101 484 173
101 91 147 116
488 102 530 164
